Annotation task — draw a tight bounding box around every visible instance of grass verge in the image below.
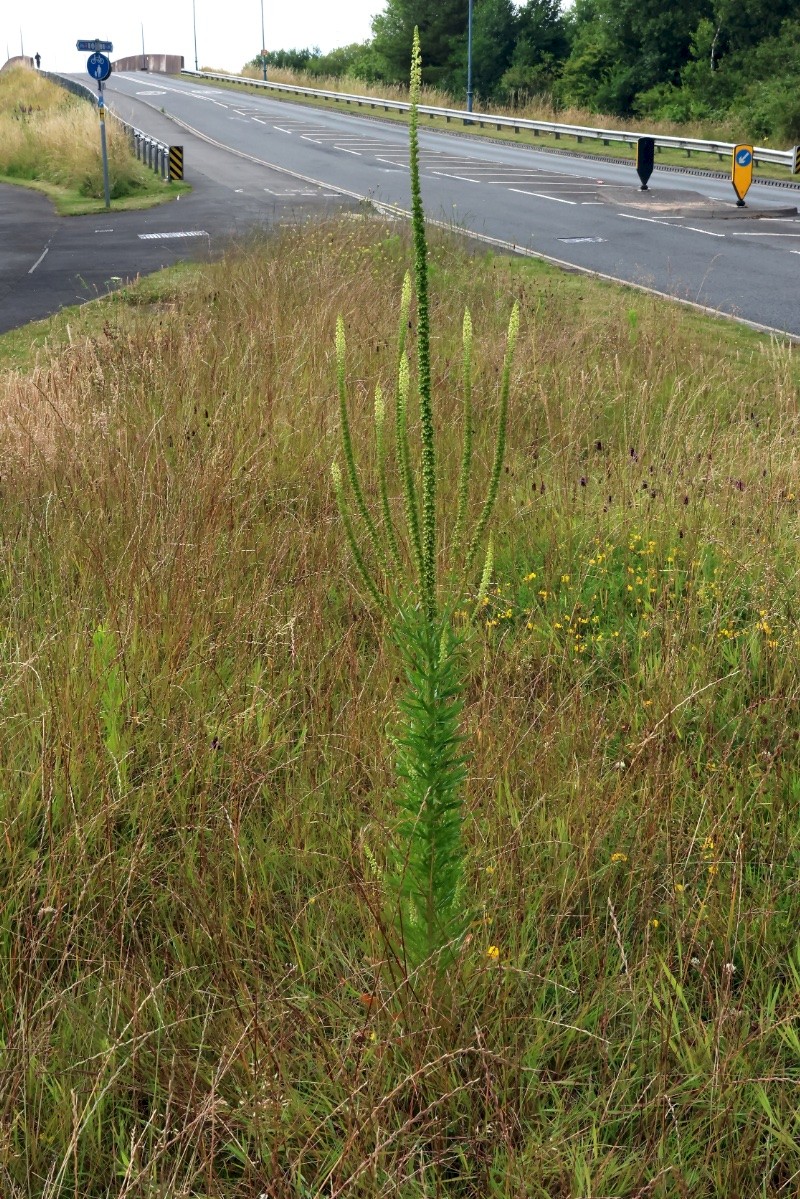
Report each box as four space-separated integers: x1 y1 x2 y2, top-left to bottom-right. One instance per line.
0 215 799 1197
0 64 188 213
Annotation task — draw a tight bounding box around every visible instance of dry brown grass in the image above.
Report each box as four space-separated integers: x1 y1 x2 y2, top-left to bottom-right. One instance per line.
0 218 799 1197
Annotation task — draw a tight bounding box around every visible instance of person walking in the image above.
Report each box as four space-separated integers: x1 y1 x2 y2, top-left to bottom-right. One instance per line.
34 52 41 68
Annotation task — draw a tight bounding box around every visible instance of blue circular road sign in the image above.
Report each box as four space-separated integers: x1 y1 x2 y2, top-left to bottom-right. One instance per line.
87 52 111 81
736 148 753 167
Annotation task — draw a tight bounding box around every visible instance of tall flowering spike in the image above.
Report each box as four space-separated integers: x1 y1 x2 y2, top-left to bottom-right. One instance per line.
466 301 520 575
398 271 412 359
331 461 388 614
472 535 494 621
451 308 474 563
397 353 424 590
409 27 436 622
335 316 390 575
375 385 402 571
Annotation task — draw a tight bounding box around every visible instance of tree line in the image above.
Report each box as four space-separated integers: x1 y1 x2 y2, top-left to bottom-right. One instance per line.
251 0 800 143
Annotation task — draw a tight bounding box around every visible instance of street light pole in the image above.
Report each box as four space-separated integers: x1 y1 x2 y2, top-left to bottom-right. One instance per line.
260 0 267 81
466 0 474 113
192 0 199 71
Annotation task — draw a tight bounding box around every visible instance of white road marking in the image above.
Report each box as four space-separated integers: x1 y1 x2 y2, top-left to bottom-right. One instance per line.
28 246 50 274
337 147 361 155
728 231 800 237
618 213 678 227
252 118 268 125
618 213 724 237
432 171 480 182
138 231 208 240
509 189 576 205
273 125 293 133
682 226 725 237
95 228 114 233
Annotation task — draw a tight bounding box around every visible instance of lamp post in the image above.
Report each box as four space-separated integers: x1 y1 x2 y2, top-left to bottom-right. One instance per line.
260 0 267 81
466 0 474 113
192 0 199 71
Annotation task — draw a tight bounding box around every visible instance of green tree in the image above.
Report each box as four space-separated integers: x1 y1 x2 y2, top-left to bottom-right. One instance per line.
371 0 468 86
446 0 517 101
499 0 571 99
558 0 713 115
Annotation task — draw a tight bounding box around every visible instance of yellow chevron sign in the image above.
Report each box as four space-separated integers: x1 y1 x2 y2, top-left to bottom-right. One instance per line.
731 144 753 205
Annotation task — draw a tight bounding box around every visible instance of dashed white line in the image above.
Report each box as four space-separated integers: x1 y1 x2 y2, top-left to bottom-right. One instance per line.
138 231 208 240
618 213 724 237
432 171 480 182
337 147 362 155
509 189 576 205
28 246 50 274
618 213 676 227
728 231 800 237
682 226 725 237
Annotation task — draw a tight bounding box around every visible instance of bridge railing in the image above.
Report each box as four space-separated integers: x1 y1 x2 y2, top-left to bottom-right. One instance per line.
180 68 799 174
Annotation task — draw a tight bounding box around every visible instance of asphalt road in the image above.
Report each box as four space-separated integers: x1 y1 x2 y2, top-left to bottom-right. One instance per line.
2 70 799 337
100 71 800 338
0 97 358 335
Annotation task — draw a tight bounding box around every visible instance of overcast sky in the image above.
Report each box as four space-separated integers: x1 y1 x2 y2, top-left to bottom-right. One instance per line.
4 0 386 74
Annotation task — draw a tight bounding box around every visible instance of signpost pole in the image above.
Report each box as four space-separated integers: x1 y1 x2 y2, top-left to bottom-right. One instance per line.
98 81 111 210
80 42 114 210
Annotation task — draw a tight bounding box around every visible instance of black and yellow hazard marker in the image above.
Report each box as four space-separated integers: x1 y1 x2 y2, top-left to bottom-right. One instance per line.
169 146 184 181
794 145 800 176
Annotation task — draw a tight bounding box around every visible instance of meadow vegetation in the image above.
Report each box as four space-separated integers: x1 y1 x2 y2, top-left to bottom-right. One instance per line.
0 64 178 212
0 192 799 1194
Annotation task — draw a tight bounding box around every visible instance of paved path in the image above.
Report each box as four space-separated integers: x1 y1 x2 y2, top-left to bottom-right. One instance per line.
0 100 357 335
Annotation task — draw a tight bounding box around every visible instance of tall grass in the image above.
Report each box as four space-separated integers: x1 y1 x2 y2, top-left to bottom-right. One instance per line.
0 64 154 199
0 206 799 1195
